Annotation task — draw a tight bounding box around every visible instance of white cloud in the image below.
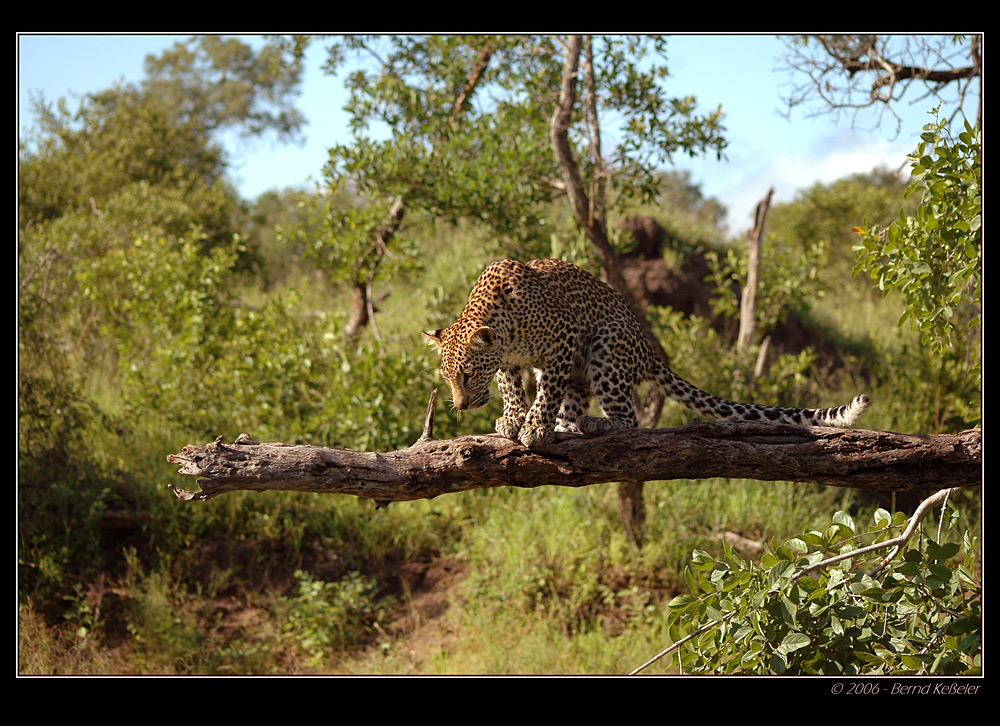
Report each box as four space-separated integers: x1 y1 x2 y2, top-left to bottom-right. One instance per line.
705 133 914 236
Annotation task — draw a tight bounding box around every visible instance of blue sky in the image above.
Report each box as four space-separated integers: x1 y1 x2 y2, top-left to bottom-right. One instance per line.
17 33 972 235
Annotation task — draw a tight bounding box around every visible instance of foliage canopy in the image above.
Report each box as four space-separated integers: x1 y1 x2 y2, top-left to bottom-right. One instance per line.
853 112 981 397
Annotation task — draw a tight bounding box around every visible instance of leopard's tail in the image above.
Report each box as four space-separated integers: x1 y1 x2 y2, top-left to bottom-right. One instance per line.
652 363 869 428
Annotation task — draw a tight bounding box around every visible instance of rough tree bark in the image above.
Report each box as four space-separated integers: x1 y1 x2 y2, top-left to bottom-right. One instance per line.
168 393 981 507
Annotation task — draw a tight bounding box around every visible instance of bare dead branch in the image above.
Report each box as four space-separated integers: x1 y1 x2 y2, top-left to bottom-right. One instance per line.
167 419 981 506
780 34 982 134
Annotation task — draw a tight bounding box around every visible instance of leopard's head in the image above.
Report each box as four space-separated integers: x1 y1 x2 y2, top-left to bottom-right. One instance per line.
422 325 500 410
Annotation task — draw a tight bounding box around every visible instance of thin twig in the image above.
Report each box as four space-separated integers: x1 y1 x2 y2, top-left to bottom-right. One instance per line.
629 610 737 675
790 487 959 581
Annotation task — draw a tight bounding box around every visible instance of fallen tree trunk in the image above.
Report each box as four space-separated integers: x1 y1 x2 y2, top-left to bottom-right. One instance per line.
168 394 981 507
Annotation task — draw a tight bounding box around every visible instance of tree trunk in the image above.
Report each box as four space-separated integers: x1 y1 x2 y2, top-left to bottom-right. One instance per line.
737 187 773 355
344 282 369 337
550 35 674 544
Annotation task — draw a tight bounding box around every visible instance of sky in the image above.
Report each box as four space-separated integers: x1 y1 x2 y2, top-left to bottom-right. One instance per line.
17 33 974 235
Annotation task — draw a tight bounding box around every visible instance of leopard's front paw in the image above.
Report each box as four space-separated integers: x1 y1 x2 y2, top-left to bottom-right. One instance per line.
517 421 554 448
554 419 581 433
495 415 524 440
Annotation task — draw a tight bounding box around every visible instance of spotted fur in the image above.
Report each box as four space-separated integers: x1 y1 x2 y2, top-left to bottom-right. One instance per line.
423 259 869 448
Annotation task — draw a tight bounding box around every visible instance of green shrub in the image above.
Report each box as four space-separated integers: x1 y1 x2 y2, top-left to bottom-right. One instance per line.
278 569 394 667
660 497 980 675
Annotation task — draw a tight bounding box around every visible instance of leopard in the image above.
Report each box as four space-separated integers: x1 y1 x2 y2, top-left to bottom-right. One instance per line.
423 258 870 448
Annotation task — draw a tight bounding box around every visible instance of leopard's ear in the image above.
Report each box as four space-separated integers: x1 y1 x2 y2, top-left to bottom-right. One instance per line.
422 329 444 350
467 326 496 351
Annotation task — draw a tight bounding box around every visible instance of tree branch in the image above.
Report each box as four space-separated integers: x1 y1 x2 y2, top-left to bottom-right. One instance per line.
548 34 670 544
345 43 495 337
791 486 958 581
781 34 982 134
167 400 981 506
448 45 495 124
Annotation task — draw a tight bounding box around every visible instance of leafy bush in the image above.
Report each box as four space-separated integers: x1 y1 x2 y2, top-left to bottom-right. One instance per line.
278 569 393 666
853 113 981 402
660 498 980 675
705 235 828 341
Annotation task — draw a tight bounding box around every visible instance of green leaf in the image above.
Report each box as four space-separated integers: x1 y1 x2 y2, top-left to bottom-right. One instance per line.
668 594 699 609
684 566 700 596
832 511 856 534
767 560 795 586
784 537 809 554
927 541 961 561
778 632 811 654
691 549 716 570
